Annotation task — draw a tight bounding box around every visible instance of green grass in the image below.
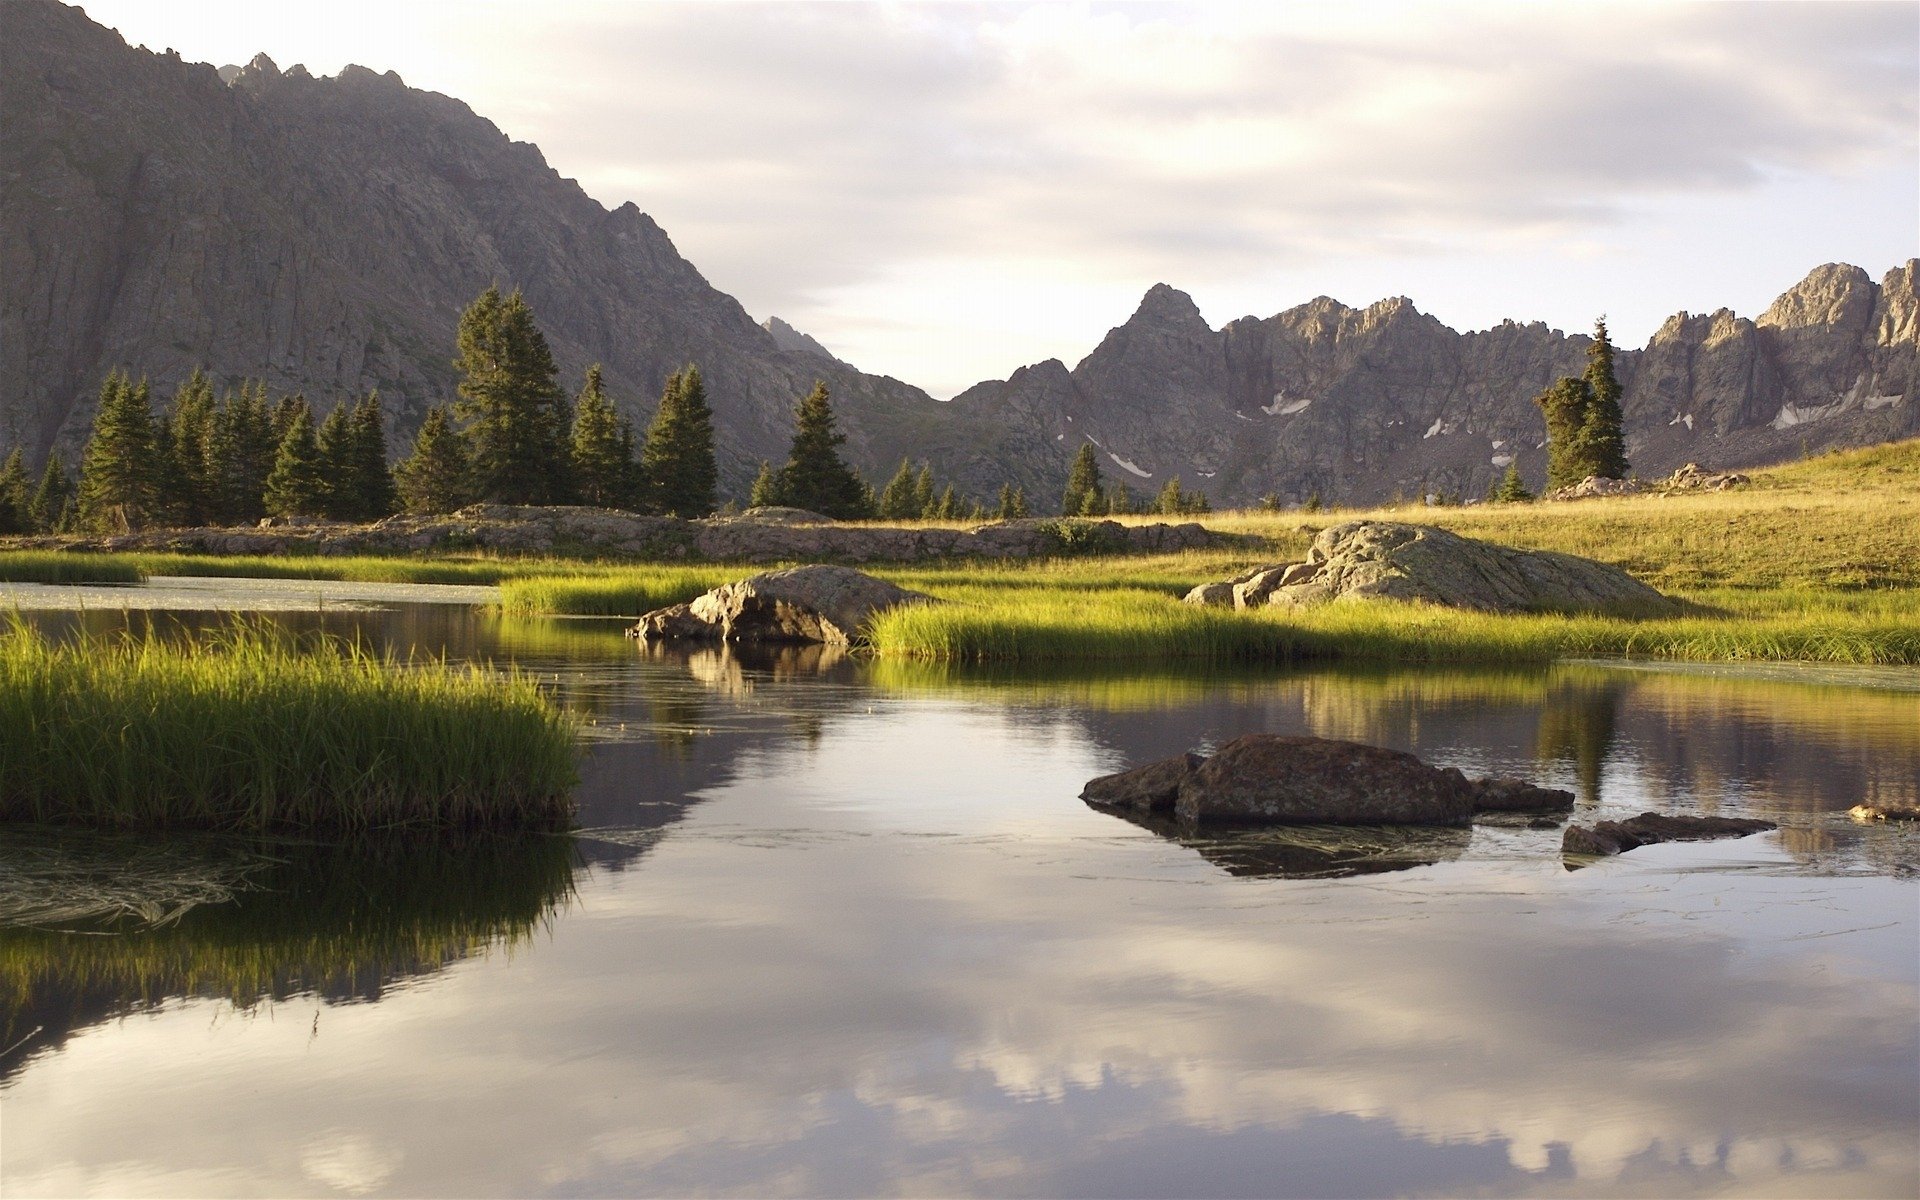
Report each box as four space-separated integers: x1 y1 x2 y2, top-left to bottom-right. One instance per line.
0 551 144 584
0 621 578 833
496 567 740 617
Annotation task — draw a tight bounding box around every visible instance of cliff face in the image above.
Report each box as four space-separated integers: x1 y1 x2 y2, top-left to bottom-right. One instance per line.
0 0 991 486
3 1 1913 509
956 264 1917 506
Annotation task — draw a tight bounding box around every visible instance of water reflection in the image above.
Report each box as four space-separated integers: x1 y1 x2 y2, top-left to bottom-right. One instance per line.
1091 808 1472 879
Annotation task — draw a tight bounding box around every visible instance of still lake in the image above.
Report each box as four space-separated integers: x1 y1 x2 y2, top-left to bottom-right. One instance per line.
3 581 1917 1198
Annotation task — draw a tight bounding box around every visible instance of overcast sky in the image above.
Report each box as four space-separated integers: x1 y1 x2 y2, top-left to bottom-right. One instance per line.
81 0 1919 397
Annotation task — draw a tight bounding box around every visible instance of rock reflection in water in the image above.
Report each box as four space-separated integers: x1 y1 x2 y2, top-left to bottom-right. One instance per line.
0 831 585 1083
1091 807 1471 878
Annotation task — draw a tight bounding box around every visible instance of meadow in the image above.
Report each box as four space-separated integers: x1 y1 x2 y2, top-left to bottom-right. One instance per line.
0 621 577 833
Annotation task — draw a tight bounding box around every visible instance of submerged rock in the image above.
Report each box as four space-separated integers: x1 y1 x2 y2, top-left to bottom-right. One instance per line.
1081 736 1568 829
1848 802 1920 822
1182 520 1679 615
627 565 936 645
1562 812 1777 859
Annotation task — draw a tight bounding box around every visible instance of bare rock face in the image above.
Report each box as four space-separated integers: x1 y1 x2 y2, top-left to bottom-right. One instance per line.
627 565 936 644
1185 521 1679 615
1562 812 1777 859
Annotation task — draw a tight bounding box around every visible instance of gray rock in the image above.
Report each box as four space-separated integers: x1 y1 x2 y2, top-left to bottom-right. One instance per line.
731 506 836 526
1174 735 1479 827
1181 581 1237 607
1562 812 1778 859
1848 803 1920 822
1189 521 1680 615
627 565 936 644
1081 753 1205 814
1472 777 1576 813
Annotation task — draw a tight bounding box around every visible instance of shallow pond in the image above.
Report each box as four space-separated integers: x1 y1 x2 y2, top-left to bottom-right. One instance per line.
3 587 1917 1198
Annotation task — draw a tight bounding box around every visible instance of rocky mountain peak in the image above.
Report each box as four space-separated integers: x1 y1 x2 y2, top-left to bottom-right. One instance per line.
762 317 847 367
1128 283 1210 333
1759 262 1877 332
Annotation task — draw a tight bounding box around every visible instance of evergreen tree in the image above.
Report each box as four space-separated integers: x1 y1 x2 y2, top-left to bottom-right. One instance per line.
29 453 74 533
1151 477 1186 515
348 393 398 520
1488 462 1534 503
77 373 164 532
773 382 872 518
641 365 719 517
995 482 1018 520
395 406 474 515
1062 443 1104 516
453 286 573 504
263 404 329 518
213 383 278 524
934 484 960 520
164 370 219 525
270 392 306 444
1101 482 1131 515
570 366 630 508
315 400 359 519
1578 318 1629 480
1303 491 1323 514
912 465 935 518
1009 486 1029 519
1535 376 1595 492
748 460 783 508
879 459 919 520
0 449 31 534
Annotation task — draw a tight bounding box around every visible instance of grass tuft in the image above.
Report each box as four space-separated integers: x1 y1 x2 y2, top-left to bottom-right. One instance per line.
0 619 578 833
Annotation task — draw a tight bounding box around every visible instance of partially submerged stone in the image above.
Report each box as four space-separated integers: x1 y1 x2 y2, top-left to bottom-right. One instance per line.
1083 736 1570 829
627 564 935 645
1849 802 1920 822
1183 521 1679 616
1562 812 1777 860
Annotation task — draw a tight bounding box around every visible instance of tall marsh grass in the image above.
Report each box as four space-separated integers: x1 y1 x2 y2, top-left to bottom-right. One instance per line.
0 552 144 584
0 621 577 833
496 567 739 617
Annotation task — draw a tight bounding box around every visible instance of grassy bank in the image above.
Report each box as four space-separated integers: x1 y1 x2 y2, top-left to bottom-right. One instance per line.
496 566 739 617
0 623 577 833
0 551 144 584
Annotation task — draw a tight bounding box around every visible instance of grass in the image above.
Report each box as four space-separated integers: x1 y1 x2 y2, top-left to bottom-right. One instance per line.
0 620 578 833
0 551 143 584
496 566 740 617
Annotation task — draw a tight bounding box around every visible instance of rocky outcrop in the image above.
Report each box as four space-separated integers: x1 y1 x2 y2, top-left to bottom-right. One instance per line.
9 505 1223 563
1656 463 1750 493
626 565 934 644
1562 813 1777 859
1183 521 1679 615
1081 736 1572 828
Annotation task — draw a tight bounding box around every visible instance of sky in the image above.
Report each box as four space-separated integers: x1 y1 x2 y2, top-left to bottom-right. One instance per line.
78 0 1920 398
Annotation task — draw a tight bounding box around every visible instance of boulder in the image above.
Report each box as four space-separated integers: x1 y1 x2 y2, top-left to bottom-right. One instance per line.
1848 802 1920 822
627 565 936 644
1546 476 1645 501
1660 463 1749 492
731 506 836 526
1562 812 1777 858
1472 777 1576 813
1184 521 1680 615
1176 735 1480 827
1081 753 1205 814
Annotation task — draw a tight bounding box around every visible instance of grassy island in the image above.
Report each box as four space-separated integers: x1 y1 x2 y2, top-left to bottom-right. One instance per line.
0 623 577 833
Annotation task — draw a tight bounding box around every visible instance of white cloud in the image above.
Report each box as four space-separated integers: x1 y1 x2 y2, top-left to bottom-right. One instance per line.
79 0 1919 395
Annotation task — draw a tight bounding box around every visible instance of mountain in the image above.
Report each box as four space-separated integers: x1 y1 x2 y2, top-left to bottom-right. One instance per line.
953 265 1917 506
3 1 1913 509
0 0 1010 490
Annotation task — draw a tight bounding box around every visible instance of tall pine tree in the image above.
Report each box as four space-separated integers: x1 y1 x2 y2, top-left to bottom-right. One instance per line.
0 450 31 535
878 459 919 520
454 286 573 504
77 373 164 532
396 406 474 515
748 460 783 508
641 365 718 517
571 366 631 508
164 370 219 526
773 382 872 518
348 393 398 520
212 382 278 524
29 453 74 533
263 402 329 518
315 400 359 519
1535 376 1596 493
1577 318 1629 480
1061 443 1105 516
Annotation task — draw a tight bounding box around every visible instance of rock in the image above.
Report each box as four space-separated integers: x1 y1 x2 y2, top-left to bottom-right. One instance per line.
1183 521 1680 615
1546 476 1644 501
1182 581 1237 607
1660 463 1750 492
627 565 936 644
1174 735 1479 827
1562 812 1777 858
1081 753 1205 814
731 506 836 526
1849 802 1920 822
1471 777 1576 813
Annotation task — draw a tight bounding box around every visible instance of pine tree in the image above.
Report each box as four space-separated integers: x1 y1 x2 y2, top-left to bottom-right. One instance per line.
1578 318 1629 480
912 465 935 518
1152 477 1186 515
773 382 872 518
748 460 783 508
1535 376 1595 492
29 453 74 532
454 286 573 504
213 383 278 524
641 365 719 517
270 392 306 444
571 366 629 508
1062 443 1104 516
934 484 959 520
164 370 219 525
263 404 329 518
0 449 31 534
1009 486 1029 519
77 373 164 532
349 393 398 520
995 482 1018 520
315 400 359 519
879 459 919 520
395 406 474 515
1488 462 1534 503
1303 491 1323 513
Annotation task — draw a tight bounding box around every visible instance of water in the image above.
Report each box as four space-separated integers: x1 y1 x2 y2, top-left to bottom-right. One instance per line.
3 586 1917 1198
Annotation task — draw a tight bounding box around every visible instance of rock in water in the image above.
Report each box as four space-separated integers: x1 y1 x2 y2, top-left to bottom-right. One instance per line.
1562 812 1777 859
1178 736 1480 827
1081 754 1206 814
1184 521 1679 615
1848 802 1920 822
628 565 936 645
